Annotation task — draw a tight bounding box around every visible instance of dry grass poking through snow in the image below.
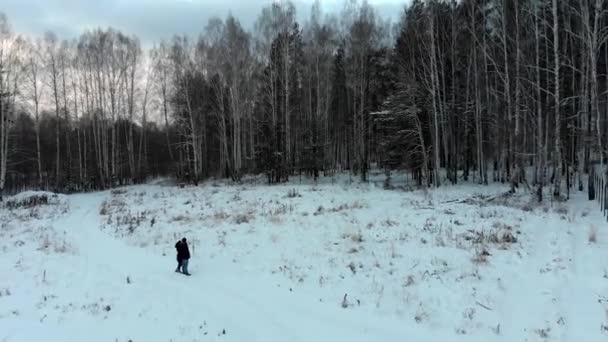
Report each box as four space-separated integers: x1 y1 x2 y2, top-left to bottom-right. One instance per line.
588 224 598 244
0 192 73 256
471 248 491 264
38 230 76 254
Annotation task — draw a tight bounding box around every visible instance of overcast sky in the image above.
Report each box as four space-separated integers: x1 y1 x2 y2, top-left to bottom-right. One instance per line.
2 0 406 44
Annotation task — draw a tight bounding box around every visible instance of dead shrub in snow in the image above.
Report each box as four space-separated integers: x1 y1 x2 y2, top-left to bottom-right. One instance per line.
267 203 292 216
100 198 126 216
472 248 491 264
313 205 324 216
492 324 501 335
286 188 301 198
463 307 476 320
27 207 41 219
564 210 576 223
501 231 517 243
382 219 398 227
269 214 283 225
327 201 366 214
217 231 227 246
479 209 499 219
414 305 428 323
435 235 446 247
464 228 517 245
589 225 598 244
341 293 349 308
213 210 230 223
349 231 364 243
112 211 148 234
439 226 455 245
6 194 51 209
233 211 255 224
171 214 191 223
535 327 550 339
554 204 568 215
53 240 70 253
602 308 608 333
348 262 357 274
99 201 109 215
520 200 536 212
492 222 513 230
422 217 438 233
403 275 415 287
37 232 73 254
39 234 51 250
110 188 127 195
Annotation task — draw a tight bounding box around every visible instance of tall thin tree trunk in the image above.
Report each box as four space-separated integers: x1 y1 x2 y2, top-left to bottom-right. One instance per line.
552 0 562 197
430 13 441 187
61 54 72 185
535 1 545 200
502 0 513 189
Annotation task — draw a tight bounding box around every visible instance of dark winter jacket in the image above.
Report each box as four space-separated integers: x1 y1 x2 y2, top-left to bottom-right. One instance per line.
175 241 191 260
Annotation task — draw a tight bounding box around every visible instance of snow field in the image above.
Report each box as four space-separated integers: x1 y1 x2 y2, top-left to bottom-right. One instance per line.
1 176 607 341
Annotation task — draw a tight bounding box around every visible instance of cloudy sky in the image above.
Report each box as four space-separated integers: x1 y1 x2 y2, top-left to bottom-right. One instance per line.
2 0 406 43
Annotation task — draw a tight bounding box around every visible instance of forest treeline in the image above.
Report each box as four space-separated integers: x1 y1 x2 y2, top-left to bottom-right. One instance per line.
1 0 607 201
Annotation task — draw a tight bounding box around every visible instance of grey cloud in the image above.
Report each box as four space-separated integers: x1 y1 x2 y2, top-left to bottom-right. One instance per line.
1 0 403 44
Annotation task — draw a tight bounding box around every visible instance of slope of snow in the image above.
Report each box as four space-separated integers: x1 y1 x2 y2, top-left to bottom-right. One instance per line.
1 178 607 341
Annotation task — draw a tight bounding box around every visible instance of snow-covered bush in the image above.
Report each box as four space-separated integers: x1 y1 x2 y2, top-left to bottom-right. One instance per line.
5 191 64 210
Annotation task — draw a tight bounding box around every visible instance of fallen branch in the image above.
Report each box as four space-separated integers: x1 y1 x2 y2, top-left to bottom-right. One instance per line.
476 301 492 311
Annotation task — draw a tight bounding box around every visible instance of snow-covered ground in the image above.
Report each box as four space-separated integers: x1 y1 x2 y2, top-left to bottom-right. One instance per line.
1 174 607 341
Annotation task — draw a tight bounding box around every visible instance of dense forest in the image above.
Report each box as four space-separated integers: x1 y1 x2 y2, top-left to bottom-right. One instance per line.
1 0 607 201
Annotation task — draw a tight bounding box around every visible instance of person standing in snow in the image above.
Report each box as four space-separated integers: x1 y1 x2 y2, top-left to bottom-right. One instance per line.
174 237 191 276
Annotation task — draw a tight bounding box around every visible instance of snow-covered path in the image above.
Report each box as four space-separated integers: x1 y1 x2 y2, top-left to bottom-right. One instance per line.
559 194 608 342
494 212 564 340
494 193 608 342
27 193 452 342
